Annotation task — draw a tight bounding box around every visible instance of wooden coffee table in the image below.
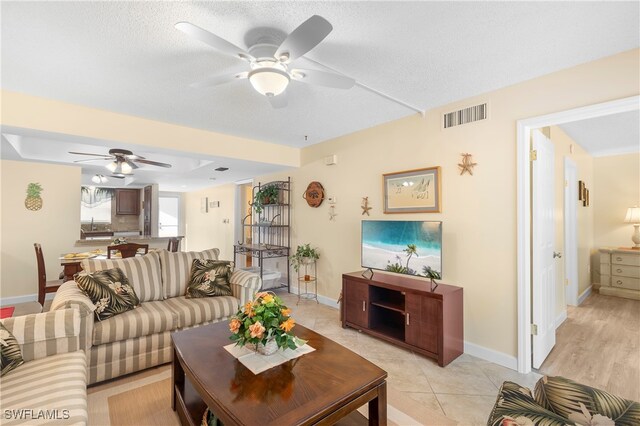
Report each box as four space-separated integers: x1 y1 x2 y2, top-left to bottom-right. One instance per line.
171 322 387 425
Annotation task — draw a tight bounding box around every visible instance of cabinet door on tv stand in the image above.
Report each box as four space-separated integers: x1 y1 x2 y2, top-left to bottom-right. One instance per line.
343 279 369 329
405 293 440 354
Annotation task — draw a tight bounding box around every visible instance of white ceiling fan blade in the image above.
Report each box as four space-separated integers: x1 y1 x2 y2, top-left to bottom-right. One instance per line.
267 92 288 109
275 15 332 63
175 22 255 62
291 68 355 89
73 158 112 163
190 72 248 89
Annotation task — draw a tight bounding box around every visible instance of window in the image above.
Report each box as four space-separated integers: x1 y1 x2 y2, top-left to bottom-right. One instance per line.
159 196 180 237
81 187 112 224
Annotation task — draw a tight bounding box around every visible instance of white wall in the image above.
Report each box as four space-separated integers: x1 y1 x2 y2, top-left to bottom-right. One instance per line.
1 160 81 299
593 153 640 249
184 184 236 260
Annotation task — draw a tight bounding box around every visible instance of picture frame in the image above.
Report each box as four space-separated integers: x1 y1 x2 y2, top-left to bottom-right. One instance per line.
578 181 585 201
383 166 441 213
584 189 589 207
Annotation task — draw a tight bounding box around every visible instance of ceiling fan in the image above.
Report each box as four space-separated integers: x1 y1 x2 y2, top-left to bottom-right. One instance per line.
69 148 172 175
175 15 356 108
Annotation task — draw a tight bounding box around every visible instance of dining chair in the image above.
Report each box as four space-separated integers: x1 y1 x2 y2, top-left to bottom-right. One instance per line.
167 238 180 252
34 243 63 306
107 243 149 259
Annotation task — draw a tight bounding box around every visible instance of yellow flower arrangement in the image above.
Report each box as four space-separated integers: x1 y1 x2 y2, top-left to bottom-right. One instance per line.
229 291 305 351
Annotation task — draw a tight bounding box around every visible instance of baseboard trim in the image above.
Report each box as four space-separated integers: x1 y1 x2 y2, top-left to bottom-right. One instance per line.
578 285 592 305
284 287 340 310
463 341 518 370
286 287 518 370
555 310 568 328
0 292 55 306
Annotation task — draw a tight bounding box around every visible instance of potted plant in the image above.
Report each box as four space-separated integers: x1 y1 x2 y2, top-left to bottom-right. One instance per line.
253 184 280 214
421 266 441 292
291 244 320 281
228 291 306 355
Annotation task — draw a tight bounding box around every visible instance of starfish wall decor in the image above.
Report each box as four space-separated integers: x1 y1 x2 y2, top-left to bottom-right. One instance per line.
458 153 478 175
361 197 372 216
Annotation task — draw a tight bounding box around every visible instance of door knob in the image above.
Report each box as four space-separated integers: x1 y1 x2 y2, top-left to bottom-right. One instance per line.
553 252 562 259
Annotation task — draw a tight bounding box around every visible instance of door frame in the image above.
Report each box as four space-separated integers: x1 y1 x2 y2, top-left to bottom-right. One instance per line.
564 158 578 307
516 95 638 374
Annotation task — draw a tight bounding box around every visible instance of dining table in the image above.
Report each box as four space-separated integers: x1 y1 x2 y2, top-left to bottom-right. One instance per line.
59 251 106 282
59 249 152 282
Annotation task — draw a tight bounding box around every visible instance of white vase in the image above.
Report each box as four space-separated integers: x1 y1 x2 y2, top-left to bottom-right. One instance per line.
257 338 278 356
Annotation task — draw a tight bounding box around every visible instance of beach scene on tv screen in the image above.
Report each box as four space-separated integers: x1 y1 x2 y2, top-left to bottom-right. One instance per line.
362 221 442 277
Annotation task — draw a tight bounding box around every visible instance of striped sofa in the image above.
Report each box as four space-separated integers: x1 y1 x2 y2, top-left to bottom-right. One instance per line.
50 248 262 384
0 308 88 425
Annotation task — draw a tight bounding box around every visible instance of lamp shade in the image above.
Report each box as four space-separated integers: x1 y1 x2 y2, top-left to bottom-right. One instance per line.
624 206 640 223
248 68 290 97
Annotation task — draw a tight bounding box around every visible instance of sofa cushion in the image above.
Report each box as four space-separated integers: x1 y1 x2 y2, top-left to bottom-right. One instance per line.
92 300 178 345
164 296 238 328
0 323 24 377
0 350 88 425
487 381 573 426
75 268 140 321
159 249 220 299
535 375 640 425
81 251 163 302
185 259 233 299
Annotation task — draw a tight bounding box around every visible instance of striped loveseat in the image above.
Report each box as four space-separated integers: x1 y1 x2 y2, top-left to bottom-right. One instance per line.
0 308 88 425
50 248 261 384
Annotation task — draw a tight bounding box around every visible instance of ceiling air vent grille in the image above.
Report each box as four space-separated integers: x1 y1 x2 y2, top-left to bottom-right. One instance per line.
443 103 488 129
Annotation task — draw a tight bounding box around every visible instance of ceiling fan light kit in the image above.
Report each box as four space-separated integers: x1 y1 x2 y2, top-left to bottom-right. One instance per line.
91 174 108 184
248 67 290 97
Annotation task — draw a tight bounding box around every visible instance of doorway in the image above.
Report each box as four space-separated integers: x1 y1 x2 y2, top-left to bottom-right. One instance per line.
516 95 639 374
564 158 579 307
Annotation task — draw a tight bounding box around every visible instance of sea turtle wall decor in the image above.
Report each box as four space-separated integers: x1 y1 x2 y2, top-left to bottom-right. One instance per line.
303 181 325 207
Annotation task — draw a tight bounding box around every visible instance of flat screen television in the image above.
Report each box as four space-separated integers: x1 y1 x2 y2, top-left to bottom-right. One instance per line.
361 220 442 278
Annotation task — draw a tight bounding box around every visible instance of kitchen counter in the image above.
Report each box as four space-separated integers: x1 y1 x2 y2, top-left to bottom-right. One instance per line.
74 235 183 247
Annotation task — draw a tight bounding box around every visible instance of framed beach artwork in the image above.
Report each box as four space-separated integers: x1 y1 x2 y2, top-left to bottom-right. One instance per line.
383 166 441 214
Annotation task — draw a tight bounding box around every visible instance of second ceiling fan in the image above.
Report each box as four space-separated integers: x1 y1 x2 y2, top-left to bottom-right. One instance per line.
175 15 356 108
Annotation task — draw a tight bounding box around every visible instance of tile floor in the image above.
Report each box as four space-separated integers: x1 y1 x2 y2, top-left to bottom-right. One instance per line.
279 291 542 425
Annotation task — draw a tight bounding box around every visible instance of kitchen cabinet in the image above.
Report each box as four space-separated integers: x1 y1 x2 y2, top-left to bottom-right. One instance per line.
115 189 140 215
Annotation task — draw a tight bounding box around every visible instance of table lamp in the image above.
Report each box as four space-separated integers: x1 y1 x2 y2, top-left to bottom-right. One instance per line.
624 206 640 249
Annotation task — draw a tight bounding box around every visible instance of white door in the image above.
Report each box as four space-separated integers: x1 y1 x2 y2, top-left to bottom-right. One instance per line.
564 158 579 306
532 129 557 369
158 196 179 237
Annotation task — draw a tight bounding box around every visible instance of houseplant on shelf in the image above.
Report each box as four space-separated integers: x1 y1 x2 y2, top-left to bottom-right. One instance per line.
229 291 306 355
252 184 280 215
291 244 320 281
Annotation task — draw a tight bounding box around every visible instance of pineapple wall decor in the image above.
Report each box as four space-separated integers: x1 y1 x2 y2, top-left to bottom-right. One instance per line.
25 183 43 211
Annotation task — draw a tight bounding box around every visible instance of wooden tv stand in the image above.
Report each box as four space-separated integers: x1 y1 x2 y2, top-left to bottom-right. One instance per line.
342 271 463 367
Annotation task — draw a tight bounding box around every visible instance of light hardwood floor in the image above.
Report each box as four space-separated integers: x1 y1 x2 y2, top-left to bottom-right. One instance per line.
538 291 640 402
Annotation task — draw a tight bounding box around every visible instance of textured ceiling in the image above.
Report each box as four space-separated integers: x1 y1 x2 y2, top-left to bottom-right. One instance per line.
0 130 288 192
559 110 640 157
2 1 639 148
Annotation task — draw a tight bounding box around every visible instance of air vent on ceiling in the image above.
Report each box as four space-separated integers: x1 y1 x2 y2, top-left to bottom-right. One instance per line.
443 102 488 129
214 167 229 172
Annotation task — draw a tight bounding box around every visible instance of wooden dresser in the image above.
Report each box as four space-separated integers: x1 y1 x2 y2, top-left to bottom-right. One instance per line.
599 248 640 300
